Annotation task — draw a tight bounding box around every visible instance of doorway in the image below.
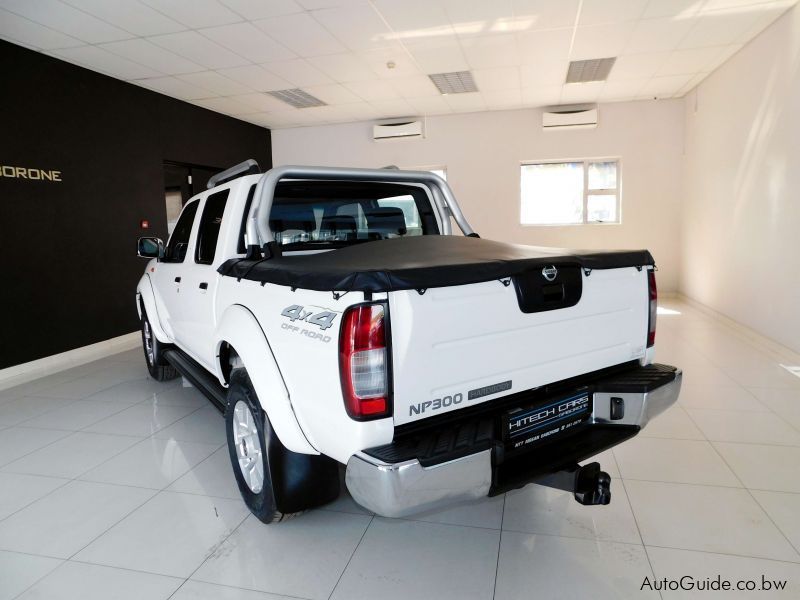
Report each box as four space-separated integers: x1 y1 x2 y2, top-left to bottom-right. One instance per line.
163 161 222 233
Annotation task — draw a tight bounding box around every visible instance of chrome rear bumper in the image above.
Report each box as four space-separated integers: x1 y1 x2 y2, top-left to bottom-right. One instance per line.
592 369 683 428
345 368 682 518
346 450 492 518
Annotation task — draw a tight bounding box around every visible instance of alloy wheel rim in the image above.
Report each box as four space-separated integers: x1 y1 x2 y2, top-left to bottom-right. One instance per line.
143 320 154 366
232 400 264 493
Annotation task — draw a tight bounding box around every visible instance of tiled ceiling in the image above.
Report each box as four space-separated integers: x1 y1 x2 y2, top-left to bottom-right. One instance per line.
1 0 795 128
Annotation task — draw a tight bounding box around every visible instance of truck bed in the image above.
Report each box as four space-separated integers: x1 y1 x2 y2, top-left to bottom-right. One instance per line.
218 235 654 293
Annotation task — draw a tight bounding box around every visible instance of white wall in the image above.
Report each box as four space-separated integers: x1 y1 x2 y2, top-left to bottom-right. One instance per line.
272 100 685 291
682 6 800 353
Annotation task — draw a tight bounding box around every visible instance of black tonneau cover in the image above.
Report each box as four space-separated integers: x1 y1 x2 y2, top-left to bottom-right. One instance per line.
218 236 654 293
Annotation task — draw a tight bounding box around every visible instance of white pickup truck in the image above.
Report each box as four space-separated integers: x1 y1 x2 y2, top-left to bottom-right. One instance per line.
136 160 681 523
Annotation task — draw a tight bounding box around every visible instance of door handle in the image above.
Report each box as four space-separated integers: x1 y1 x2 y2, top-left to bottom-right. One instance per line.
199 282 208 290
174 277 181 283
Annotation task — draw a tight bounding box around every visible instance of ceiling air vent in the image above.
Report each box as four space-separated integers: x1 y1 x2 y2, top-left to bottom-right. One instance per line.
566 58 617 83
428 71 478 94
267 88 326 109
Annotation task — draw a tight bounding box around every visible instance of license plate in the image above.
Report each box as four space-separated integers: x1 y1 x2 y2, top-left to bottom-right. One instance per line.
504 391 592 451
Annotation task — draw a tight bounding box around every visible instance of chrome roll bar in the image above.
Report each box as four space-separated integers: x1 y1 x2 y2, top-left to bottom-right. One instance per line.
244 165 476 254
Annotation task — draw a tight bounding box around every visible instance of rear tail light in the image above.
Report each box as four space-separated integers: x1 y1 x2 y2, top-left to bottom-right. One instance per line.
647 269 657 347
339 303 391 420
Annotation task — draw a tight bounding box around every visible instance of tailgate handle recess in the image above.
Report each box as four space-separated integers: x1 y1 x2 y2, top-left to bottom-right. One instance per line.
512 264 582 314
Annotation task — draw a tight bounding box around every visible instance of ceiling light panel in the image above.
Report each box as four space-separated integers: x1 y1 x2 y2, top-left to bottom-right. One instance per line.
428 71 478 94
267 88 327 108
566 57 617 83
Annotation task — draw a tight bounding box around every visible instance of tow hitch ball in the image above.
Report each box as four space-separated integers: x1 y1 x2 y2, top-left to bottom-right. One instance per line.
537 462 612 506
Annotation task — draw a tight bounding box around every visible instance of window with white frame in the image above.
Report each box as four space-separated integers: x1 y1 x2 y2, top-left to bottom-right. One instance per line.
520 159 620 225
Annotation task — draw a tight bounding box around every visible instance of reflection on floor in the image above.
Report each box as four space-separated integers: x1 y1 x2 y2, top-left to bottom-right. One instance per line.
0 299 799 599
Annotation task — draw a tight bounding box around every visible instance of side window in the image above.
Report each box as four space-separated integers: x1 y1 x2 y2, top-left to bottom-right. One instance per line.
195 189 229 265
164 200 199 263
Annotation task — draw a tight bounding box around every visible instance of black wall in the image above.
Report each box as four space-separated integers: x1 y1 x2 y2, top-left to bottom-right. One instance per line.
0 40 272 369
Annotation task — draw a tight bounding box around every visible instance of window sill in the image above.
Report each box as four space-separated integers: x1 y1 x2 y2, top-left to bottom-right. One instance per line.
519 221 623 227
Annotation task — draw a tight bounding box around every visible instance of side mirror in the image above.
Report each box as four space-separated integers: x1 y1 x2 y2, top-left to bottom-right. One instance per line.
137 237 164 259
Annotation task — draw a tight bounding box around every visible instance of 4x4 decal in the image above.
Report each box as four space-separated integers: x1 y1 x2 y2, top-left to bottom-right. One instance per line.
281 304 338 331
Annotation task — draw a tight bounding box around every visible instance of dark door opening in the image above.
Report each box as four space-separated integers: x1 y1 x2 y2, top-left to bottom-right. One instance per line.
163 161 222 233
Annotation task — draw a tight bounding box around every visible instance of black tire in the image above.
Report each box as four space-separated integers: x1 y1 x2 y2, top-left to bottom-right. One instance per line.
140 307 178 382
225 369 296 523
225 369 340 524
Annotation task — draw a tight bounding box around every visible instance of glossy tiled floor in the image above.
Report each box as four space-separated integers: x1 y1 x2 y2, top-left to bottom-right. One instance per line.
1 299 800 599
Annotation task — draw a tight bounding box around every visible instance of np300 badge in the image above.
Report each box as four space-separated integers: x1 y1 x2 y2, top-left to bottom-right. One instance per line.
409 381 513 416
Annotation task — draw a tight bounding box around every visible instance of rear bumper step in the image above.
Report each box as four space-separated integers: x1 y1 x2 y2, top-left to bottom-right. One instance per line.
345 363 681 518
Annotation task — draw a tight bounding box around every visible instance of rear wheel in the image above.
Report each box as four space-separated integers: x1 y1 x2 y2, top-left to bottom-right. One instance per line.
225 369 298 523
140 307 178 382
225 368 341 523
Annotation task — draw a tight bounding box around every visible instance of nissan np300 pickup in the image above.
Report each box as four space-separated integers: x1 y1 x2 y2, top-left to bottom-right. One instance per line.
136 160 682 523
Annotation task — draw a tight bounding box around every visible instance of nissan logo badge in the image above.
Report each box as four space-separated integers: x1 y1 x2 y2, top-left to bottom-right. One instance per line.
542 266 558 281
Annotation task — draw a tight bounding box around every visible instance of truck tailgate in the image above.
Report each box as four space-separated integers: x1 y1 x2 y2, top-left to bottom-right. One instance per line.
389 266 649 425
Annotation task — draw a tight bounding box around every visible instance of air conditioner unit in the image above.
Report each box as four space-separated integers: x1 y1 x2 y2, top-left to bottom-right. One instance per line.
542 104 598 130
373 118 425 141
